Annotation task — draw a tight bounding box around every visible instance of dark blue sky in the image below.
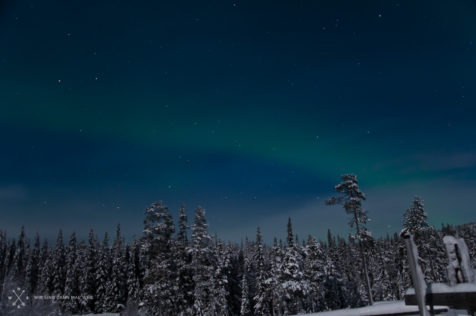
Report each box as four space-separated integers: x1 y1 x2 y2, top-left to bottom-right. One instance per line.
1 0 476 242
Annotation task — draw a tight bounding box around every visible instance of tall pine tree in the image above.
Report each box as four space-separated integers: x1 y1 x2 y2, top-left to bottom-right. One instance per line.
326 174 374 305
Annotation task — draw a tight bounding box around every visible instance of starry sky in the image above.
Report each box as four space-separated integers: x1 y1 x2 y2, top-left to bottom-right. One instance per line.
1 0 476 242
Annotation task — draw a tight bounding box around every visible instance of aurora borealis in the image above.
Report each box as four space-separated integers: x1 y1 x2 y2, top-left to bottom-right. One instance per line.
1 0 476 242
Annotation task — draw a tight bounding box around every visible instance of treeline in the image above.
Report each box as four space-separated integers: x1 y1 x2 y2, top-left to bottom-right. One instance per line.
0 200 475 315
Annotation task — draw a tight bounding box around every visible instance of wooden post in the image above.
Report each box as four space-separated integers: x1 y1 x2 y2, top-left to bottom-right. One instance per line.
401 229 431 316
443 235 476 315
443 236 475 285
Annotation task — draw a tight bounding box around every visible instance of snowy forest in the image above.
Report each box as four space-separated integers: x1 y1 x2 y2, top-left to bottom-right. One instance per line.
0 175 475 315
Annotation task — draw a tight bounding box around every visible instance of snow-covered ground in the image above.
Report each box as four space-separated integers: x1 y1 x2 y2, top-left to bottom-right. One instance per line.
406 282 476 295
295 301 449 316
77 314 119 316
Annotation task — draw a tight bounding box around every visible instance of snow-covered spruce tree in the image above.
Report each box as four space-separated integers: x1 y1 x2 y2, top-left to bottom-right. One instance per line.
427 227 447 282
63 232 81 314
4 238 16 281
72 240 87 314
340 235 365 307
227 247 245 315
327 229 336 249
402 196 444 281
323 230 347 310
0 239 18 314
326 174 374 305
391 233 407 299
387 233 407 300
105 224 127 312
371 237 397 302
223 243 240 315
280 218 309 315
394 233 412 298
25 233 41 296
269 237 284 315
240 257 250 316
123 245 131 302
244 242 257 315
211 240 230 316
39 239 55 296
253 227 273 315
303 235 326 313
126 237 143 308
11 226 27 287
95 232 111 313
403 197 430 239
52 229 66 297
177 204 188 245
80 229 98 312
0 231 7 298
190 206 215 315
175 204 194 315
142 201 177 315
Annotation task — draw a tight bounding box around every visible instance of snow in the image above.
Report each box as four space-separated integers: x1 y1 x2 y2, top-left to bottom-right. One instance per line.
78 314 119 316
294 301 448 316
406 282 476 295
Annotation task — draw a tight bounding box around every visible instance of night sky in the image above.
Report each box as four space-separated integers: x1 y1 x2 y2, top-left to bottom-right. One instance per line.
1 0 476 242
